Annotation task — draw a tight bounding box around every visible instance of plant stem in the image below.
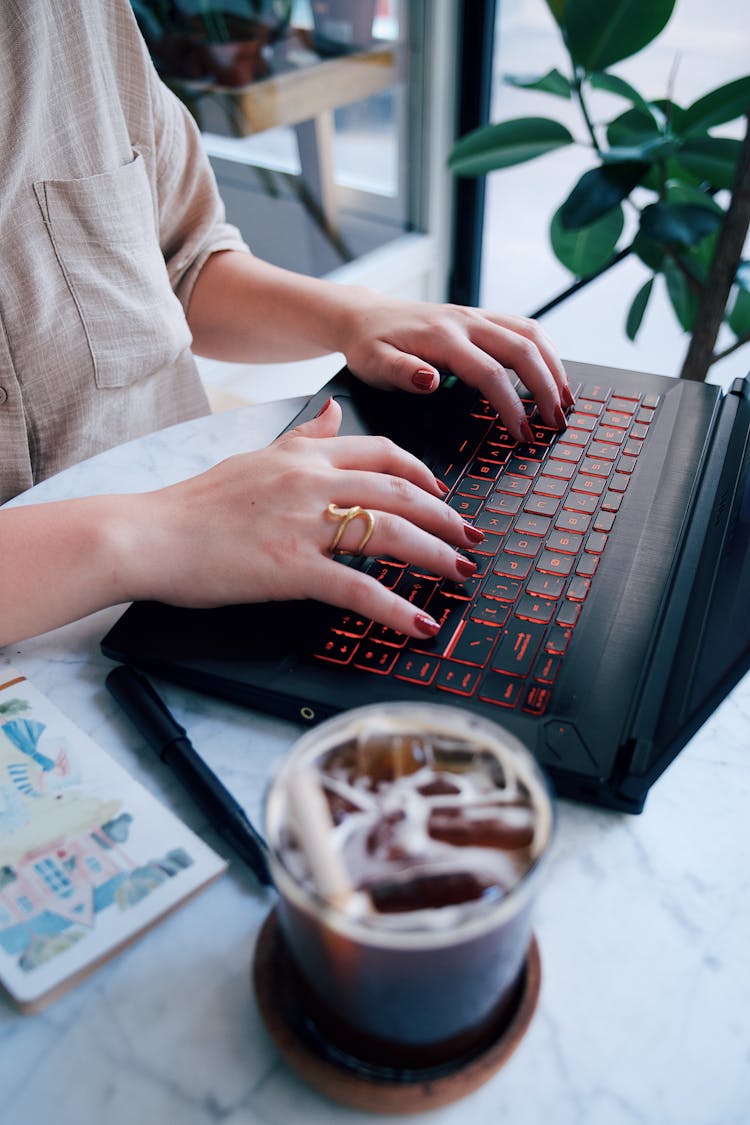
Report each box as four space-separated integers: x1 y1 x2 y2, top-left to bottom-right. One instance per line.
680 114 750 381
713 331 750 364
530 245 633 319
573 69 601 155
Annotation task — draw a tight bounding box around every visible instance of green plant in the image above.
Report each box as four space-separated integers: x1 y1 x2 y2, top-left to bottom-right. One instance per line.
449 0 750 381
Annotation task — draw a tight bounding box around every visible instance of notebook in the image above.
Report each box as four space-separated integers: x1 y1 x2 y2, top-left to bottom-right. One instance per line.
101 359 750 813
0 669 226 1011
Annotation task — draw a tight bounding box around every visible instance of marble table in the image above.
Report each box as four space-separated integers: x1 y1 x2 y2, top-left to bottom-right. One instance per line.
1 399 748 1125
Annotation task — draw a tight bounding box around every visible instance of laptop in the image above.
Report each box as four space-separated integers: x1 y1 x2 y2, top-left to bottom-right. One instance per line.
101 359 750 813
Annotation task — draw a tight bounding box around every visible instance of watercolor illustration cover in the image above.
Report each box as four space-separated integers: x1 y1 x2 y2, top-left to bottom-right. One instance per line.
0 669 226 1011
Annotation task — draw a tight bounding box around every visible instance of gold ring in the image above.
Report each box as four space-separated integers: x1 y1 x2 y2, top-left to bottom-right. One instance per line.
326 503 376 556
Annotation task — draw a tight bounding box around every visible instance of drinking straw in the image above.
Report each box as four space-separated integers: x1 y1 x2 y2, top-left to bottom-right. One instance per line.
284 766 356 911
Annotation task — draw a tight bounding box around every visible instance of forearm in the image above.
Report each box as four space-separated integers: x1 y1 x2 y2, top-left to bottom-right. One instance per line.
186 249 367 363
0 497 156 647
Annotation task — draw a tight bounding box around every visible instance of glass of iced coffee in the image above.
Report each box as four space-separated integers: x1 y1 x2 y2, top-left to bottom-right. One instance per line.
263 702 554 1070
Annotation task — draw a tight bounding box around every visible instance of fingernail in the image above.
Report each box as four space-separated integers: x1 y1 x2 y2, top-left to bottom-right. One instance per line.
412 369 437 391
520 420 534 443
463 522 484 544
456 555 477 578
554 405 567 430
435 478 450 495
315 396 332 418
414 612 440 637
562 385 575 410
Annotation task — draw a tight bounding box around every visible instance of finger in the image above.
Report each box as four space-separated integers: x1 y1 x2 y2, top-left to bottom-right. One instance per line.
349 339 441 395
314 432 448 499
479 312 573 410
280 394 342 441
321 476 484 553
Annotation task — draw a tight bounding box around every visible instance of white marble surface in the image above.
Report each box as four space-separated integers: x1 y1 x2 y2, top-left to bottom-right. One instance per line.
1 402 749 1125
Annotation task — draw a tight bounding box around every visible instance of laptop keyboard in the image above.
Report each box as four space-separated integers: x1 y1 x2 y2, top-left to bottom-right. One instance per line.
312 378 660 717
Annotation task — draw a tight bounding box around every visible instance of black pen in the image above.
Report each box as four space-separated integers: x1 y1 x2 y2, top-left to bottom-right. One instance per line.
106 664 273 886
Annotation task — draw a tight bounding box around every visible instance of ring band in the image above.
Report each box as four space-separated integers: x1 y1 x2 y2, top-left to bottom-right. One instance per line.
326 503 376 556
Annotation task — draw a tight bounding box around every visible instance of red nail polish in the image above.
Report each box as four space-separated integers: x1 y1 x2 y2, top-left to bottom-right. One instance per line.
412 369 436 391
435 478 450 495
464 523 484 544
414 612 440 637
554 405 567 430
315 396 332 418
520 420 534 443
456 555 477 578
562 385 575 410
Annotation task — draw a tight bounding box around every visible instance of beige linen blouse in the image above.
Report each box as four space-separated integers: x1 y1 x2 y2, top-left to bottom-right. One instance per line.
0 0 249 504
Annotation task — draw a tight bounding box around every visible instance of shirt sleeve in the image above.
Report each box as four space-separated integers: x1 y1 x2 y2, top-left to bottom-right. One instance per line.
144 60 251 315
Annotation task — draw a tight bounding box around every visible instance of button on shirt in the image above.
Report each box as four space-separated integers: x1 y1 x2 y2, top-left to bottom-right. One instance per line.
0 0 249 504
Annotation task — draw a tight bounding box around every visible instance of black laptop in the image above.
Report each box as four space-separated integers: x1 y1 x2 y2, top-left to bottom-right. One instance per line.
101 359 750 813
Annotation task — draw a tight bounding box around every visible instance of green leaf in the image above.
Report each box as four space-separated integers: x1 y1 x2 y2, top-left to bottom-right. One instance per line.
550 204 624 277
545 0 568 24
561 0 677 71
676 136 741 191
559 162 647 229
448 118 574 176
588 72 666 127
640 202 723 247
662 259 699 332
625 278 654 340
505 69 572 98
683 76 750 135
602 137 678 164
728 288 750 338
664 182 724 213
633 231 666 271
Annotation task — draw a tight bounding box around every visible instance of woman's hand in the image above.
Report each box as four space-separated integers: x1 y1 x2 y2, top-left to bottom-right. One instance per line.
337 291 573 441
131 398 482 638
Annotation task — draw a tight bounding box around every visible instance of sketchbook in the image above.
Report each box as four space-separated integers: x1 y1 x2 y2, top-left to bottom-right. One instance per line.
0 669 226 1012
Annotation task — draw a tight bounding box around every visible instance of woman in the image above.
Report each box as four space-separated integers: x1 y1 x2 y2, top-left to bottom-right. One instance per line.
0 0 570 647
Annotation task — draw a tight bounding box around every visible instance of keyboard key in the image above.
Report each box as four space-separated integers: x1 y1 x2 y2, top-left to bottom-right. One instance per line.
491 622 544 677
495 474 532 496
588 441 619 461
635 407 656 425
526 572 565 599
314 635 359 664
482 574 523 601
537 550 574 576
369 624 409 647
533 475 567 498
516 595 556 624
475 510 512 535
601 492 623 512
478 672 523 708
467 460 503 482
470 596 512 628
410 594 465 656
566 576 591 602
571 474 606 496
448 494 482 518
545 625 573 655
556 511 591 534
576 555 599 578
585 532 608 554
394 653 440 685
523 683 553 716
580 457 612 478
487 491 524 515
595 426 627 445
514 512 552 537
593 511 615 533
579 384 610 402
563 491 598 514
448 620 499 666
456 476 493 498
546 531 583 555
397 572 440 608
609 473 630 492
553 443 584 462
609 396 638 414
353 643 399 674
441 575 482 599
524 494 559 517
493 552 535 579
623 438 644 457
556 601 581 627
329 610 371 637
370 562 403 589
505 456 540 478
616 454 638 475
563 428 591 447
436 662 482 696
475 444 512 468
542 459 576 480
567 412 597 431
630 422 649 440
505 532 541 557
514 442 547 461
601 410 631 429
533 653 561 683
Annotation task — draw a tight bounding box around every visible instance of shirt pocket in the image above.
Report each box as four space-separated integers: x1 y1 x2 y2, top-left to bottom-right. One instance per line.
34 151 192 388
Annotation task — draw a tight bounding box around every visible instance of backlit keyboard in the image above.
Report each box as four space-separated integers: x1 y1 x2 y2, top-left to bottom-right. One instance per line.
312 379 660 716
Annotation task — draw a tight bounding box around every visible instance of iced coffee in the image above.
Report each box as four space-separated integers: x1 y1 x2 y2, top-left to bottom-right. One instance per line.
264 703 553 1068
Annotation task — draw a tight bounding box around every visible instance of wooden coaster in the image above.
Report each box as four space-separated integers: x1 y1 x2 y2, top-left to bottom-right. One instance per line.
252 907 541 1113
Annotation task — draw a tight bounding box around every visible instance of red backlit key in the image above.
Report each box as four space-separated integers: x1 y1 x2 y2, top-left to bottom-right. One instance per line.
491 621 544 677
515 595 556 624
448 620 499 666
314 636 359 664
394 653 440 685
526 572 565 599
436 662 482 696
353 643 399 674
523 683 553 715
478 672 523 708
